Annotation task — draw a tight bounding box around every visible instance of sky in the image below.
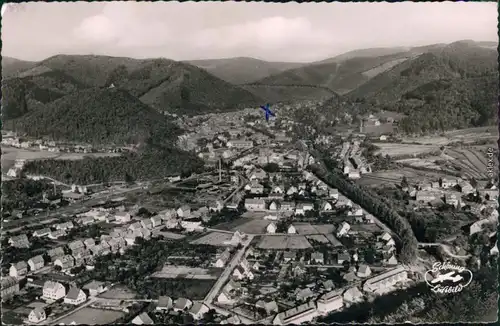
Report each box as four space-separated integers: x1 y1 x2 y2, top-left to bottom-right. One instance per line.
2 1 498 62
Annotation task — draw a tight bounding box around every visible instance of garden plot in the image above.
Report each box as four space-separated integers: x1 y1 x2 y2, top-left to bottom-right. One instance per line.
257 235 312 250
151 265 218 280
190 232 233 246
56 308 124 325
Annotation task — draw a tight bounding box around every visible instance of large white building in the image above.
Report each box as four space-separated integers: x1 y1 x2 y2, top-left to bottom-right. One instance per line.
42 281 66 301
316 289 344 315
363 266 407 293
273 301 318 325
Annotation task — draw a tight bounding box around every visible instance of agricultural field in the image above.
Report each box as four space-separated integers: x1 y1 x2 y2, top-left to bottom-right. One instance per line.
445 147 496 180
358 167 458 187
402 126 497 145
372 143 439 157
151 265 219 280
190 231 233 246
257 235 312 250
56 307 125 325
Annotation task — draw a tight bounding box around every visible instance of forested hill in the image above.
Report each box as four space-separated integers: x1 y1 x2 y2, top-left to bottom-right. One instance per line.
4 88 182 146
3 54 264 117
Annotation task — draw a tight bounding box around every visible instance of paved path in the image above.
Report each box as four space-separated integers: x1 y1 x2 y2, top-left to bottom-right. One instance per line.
204 235 254 303
418 242 471 259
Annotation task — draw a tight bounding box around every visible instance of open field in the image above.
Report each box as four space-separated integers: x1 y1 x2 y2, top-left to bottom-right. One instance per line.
372 143 439 157
151 265 219 280
257 235 312 250
56 307 124 325
1 146 120 173
213 217 270 234
190 232 233 246
151 279 215 300
97 286 137 300
293 223 336 235
358 167 460 187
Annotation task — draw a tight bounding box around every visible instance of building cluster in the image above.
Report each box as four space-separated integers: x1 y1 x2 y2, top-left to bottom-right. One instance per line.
407 178 499 235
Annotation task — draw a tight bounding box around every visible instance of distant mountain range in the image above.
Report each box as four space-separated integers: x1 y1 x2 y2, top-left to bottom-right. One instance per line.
2 39 498 142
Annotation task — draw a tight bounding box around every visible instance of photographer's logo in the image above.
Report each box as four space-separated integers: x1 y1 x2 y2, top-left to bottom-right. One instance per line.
424 262 473 294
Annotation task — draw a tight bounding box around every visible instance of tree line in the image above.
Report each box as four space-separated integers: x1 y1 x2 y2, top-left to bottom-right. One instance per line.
309 150 418 263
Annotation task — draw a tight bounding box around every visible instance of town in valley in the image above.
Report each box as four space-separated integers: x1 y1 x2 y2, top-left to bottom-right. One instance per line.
1 2 498 325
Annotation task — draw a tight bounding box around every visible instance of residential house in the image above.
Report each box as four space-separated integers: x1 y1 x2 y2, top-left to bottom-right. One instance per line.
79 216 94 226
273 185 285 194
47 247 65 261
284 251 297 262
9 234 30 248
55 222 74 231
316 289 344 315
189 302 210 320
336 196 352 208
356 265 372 278
157 296 174 311
215 249 231 268
232 266 246 280
84 238 96 249
295 203 314 216
288 225 297 234
177 205 192 218
252 261 261 271
48 230 66 240
363 266 407 293
272 301 318 325
1 277 20 302
83 281 106 296
459 181 474 194
140 219 153 230
54 255 75 270
28 307 46 324
415 190 440 203
249 169 267 181
322 280 335 291
28 255 45 272
383 255 398 265
256 300 279 315
64 286 87 305
343 287 364 304
337 252 350 264
269 201 280 211
227 140 253 149
441 178 459 189
311 252 324 264
479 188 499 201
296 288 315 302
267 222 277 234
115 211 131 224
42 281 66 301
173 298 193 312
292 262 307 277
245 198 266 211
280 202 296 212
336 222 351 237
445 194 460 208
129 222 142 231
132 312 154 325
9 261 28 278
321 201 333 211
209 200 224 212
470 219 492 235
286 186 298 195
68 240 85 255
348 205 363 216
151 216 163 228
106 215 116 223
32 228 50 237
329 188 339 200
249 181 264 194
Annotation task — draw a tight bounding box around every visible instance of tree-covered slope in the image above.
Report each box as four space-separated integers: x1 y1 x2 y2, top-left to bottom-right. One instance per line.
4 88 182 145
